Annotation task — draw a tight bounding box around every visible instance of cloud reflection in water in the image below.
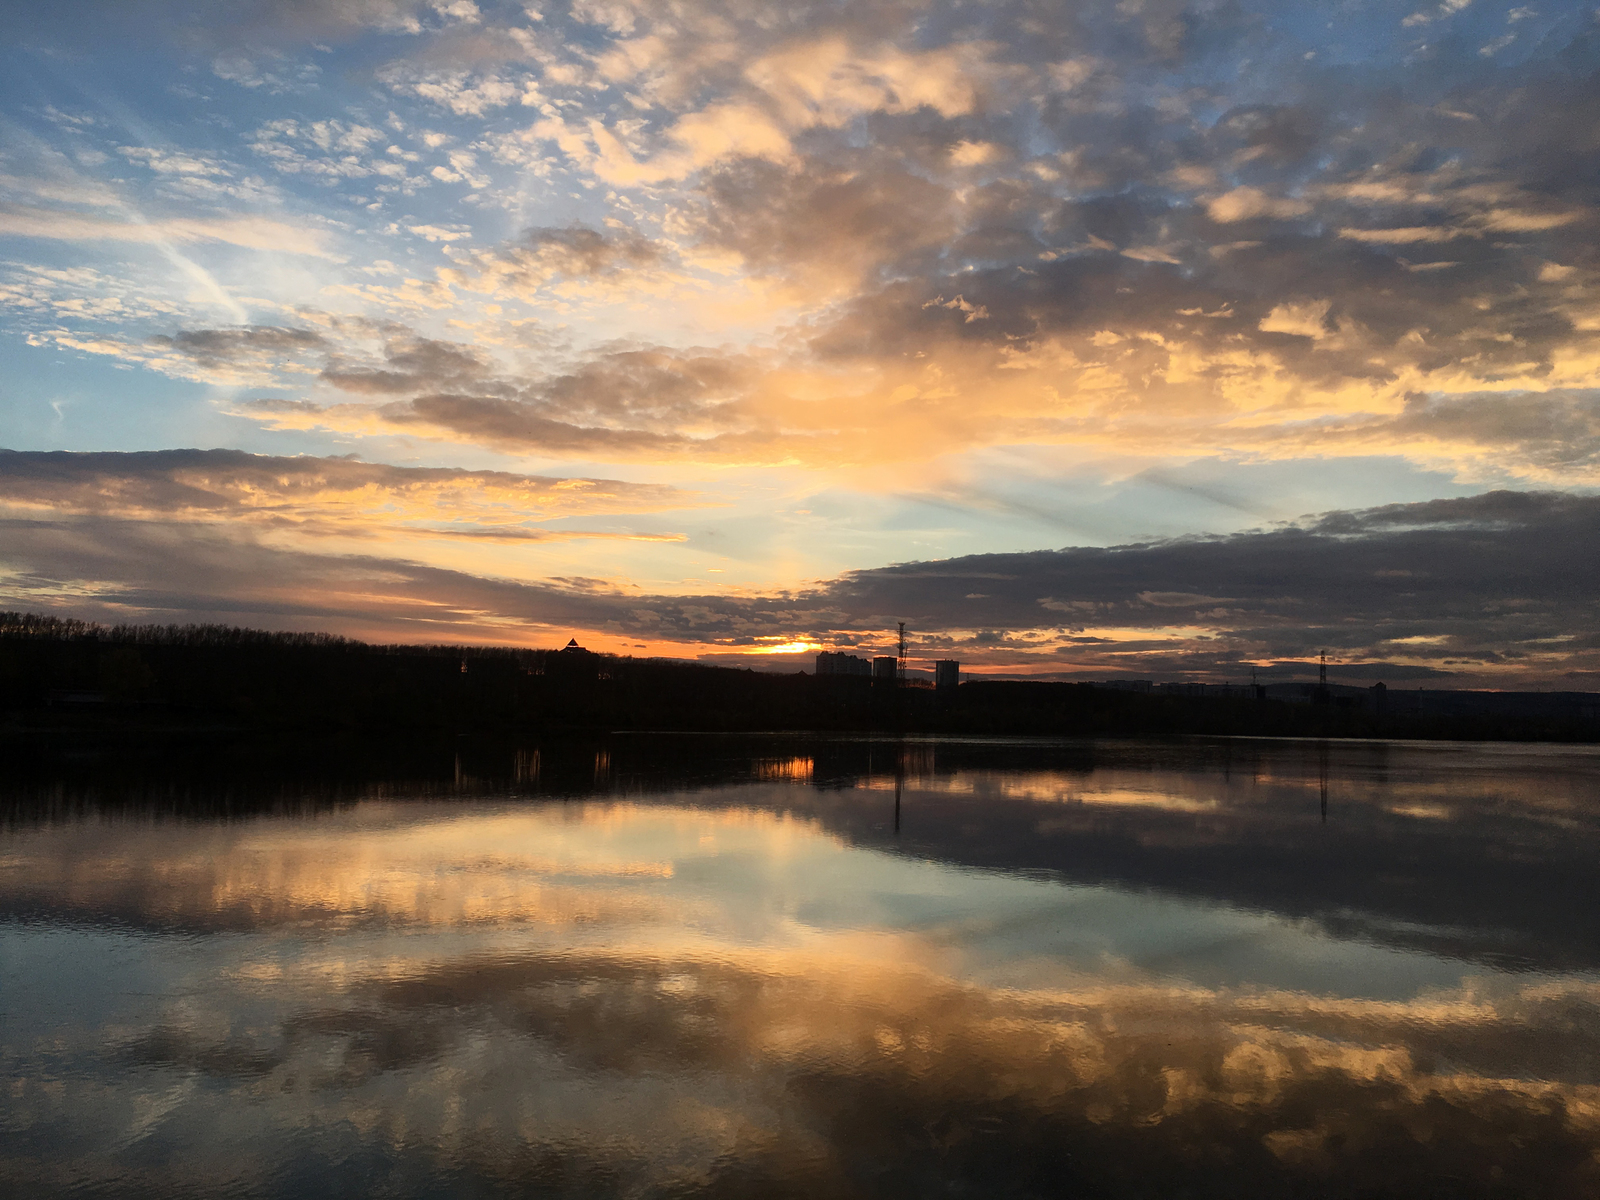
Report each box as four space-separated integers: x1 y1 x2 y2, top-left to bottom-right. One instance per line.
2 739 1600 1198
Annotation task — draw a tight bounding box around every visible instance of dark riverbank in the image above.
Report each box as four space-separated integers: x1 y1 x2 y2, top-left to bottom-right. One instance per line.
4 612 1597 743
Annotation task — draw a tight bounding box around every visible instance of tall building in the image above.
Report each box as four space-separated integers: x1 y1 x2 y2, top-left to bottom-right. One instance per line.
934 660 960 691
815 651 871 677
871 656 898 682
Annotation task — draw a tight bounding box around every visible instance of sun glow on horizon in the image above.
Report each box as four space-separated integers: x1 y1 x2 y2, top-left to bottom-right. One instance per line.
745 640 823 655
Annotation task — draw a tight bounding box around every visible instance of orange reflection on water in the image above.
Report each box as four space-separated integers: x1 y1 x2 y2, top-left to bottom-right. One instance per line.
4 746 1600 1198
752 756 814 782
0 802 842 931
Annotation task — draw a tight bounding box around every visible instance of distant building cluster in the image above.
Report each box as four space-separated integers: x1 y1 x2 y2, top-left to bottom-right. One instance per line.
815 651 872 677
815 650 960 691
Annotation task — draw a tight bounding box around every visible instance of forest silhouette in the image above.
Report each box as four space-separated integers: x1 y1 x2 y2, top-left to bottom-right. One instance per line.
5 612 1597 744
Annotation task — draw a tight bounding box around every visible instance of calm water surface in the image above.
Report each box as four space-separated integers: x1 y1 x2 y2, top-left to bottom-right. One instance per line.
3 735 1600 1198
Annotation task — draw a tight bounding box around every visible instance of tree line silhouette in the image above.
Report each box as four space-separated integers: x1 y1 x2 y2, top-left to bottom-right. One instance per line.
2 612 1595 742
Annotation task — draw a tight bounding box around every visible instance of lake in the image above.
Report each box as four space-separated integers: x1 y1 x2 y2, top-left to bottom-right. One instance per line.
3 734 1599 1198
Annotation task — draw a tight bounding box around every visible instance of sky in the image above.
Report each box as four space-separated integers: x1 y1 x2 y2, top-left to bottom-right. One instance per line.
2 0 1598 686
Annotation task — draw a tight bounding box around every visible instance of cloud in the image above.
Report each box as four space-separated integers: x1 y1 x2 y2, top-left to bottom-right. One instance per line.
28 323 336 386
689 153 958 292
0 204 336 257
222 313 1600 480
67 235 1600 480
405 223 470 241
521 31 1019 186
211 51 325 92
318 331 489 393
377 66 523 116
243 340 787 460
28 3 1600 441
4 476 1597 685
0 262 193 324
10 0 1600 666
249 118 414 185
152 325 330 371
1403 0 1474 28
0 170 122 209
442 223 669 298
0 448 704 544
1305 391 1600 476
10 790 1600 1197
1258 299 1331 340
179 0 457 45
743 37 995 127
1206 187 1312 224
118 146 234 177
785 490 1600 682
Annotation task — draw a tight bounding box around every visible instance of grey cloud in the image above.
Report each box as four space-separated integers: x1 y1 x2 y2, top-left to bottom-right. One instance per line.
693 153 958 287
149 326 327 372
512 224 664 276
533 347 751 425
1303 488 1598 534
126 14 1600 479
142 317 530 399
0 448 701 526
322 333 494 394
182 0 448 44
444 223 668 297
818 191 1575 368
384 393 693 455
1384 392 1600 471
266 343 764 456
4 479 1597 685
1211 391 1600 478
661 13 1600 437
0 513 676 637
164 314 763 457
329 220 1567 472
795 489 1600 680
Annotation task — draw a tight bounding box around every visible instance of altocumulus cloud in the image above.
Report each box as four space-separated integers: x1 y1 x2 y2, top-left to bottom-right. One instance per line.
223 3 1600 478
16 1 1600 478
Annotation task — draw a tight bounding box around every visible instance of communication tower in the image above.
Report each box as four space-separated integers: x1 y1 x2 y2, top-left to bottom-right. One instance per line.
1314 650 1331 705
897 621 907 684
